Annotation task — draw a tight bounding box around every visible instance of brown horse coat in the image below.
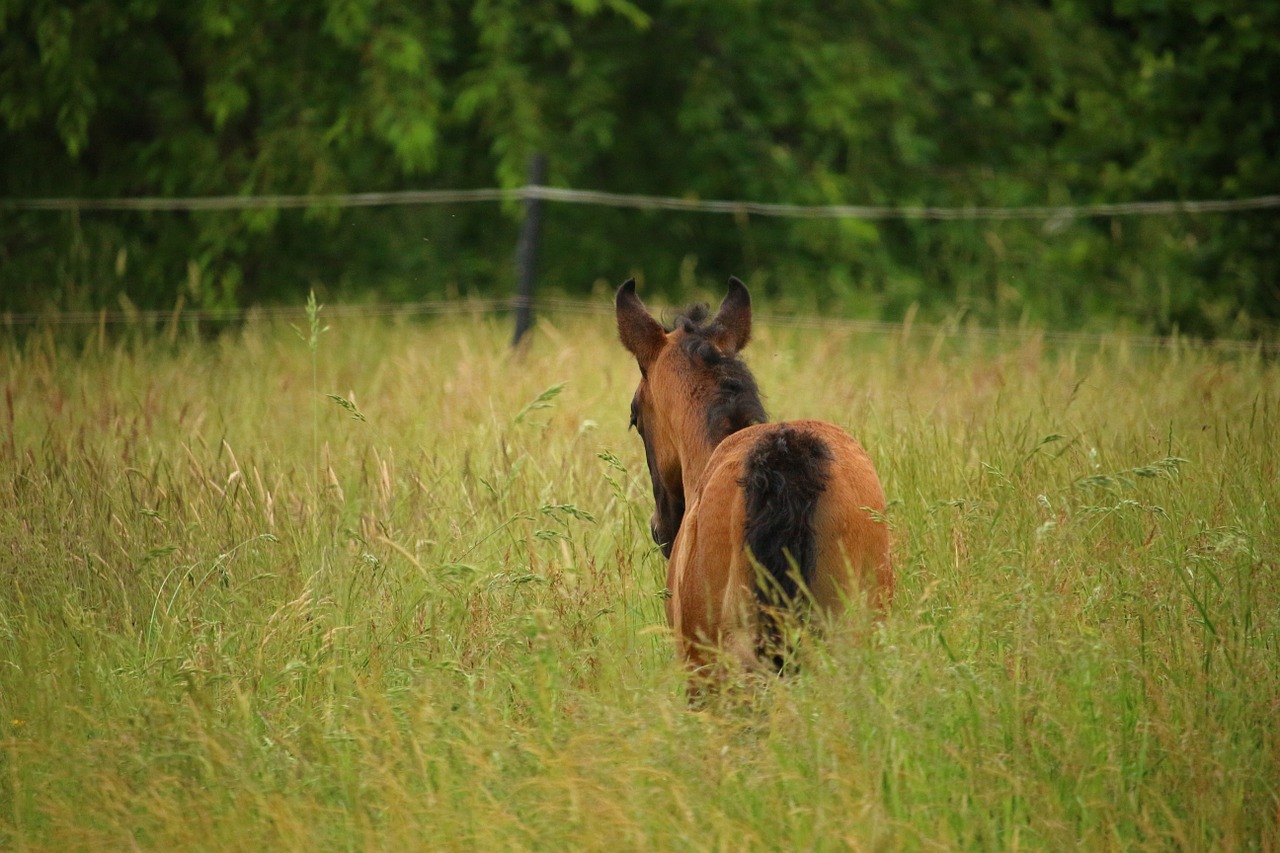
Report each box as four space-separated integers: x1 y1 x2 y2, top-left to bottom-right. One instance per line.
666 420 892 670
617 277 893 678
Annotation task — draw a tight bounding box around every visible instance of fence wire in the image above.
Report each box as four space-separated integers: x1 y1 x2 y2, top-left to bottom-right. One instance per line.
4 184 1277 350
3 296 1276 355
4 185 1280 220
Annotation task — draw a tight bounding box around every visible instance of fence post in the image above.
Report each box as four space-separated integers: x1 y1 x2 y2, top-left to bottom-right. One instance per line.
511 153 546 347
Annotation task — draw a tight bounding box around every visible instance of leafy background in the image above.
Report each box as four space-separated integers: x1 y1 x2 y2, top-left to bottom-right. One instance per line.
1 0 1277 336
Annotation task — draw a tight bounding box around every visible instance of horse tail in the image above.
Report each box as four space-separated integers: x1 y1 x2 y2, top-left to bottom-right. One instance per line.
740 426 833 609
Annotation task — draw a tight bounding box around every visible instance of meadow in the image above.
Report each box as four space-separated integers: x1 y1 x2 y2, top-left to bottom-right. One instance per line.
1 303 1277 850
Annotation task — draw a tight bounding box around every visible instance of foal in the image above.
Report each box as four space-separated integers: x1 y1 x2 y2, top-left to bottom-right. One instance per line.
616 277 893 683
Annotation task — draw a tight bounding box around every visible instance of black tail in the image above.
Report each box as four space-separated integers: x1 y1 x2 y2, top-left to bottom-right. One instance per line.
740 427 833 609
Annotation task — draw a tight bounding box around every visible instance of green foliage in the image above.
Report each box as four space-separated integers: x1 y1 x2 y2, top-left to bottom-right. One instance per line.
0 1 1275 336
1052 0 1280 335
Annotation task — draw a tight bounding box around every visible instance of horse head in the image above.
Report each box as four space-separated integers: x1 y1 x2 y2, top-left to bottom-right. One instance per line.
615 277 761 555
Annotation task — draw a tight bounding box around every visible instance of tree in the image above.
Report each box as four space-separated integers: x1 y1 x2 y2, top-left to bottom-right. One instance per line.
1 0 1275 336
1060 0 1280 334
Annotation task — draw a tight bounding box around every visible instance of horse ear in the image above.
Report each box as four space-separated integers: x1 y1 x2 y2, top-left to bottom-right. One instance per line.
711 276 752 354
615 278 666 370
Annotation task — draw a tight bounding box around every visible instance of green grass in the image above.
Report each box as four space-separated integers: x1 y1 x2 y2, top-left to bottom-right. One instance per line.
2 308 1277 850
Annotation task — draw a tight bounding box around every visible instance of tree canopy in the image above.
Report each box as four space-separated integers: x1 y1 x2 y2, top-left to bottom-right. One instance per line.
2 0 1276 335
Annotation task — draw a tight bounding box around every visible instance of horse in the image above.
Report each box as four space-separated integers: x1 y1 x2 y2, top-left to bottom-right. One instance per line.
616 276 893 686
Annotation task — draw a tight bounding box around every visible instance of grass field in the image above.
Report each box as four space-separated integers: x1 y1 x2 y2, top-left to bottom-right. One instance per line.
2 304 1277 850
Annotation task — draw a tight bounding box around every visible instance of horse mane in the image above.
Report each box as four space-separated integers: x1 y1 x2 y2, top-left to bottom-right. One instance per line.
668 304 768 443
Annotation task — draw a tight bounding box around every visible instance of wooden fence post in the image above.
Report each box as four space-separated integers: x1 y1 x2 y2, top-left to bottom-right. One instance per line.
511 153 546 347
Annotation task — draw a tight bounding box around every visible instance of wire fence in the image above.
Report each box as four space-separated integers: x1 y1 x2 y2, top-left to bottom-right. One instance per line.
5 185 1280 219
5 183 1278 351
4 295 1277 355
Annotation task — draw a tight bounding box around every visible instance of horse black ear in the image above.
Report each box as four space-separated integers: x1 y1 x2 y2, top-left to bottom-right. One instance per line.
616 278 666 369
712 276 752 354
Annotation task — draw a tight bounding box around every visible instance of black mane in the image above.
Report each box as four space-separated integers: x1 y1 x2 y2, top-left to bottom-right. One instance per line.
668 304 768 443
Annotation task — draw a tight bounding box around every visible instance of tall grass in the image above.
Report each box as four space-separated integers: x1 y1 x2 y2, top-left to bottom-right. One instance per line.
1 310 1276 850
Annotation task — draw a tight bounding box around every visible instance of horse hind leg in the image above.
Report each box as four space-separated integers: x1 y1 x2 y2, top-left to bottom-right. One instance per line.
681 628 776 706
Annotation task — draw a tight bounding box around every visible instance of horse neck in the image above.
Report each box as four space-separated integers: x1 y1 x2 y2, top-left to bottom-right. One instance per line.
673 407 721 501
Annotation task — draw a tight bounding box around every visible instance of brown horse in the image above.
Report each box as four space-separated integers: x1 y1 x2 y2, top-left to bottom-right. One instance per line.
616 277 893 683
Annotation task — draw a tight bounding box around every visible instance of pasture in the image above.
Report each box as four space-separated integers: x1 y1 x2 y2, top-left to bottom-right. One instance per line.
1 306 1277 850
